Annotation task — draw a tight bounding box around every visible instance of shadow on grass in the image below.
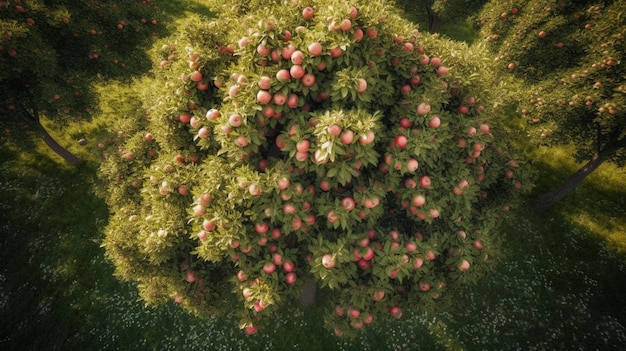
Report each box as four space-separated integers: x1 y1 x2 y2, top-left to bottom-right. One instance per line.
158 0 215 19
528 153 626 255
437 203 626 350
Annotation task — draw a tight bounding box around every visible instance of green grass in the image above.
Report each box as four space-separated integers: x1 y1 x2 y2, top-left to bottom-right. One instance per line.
2 138 625 350
2 0 626 349
528 145 626 255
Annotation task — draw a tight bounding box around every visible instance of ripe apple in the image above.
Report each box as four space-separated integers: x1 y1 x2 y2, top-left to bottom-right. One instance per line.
340 197 355 211
327 210 339 223
321 254 336 268
237 270 248 282
308 42 323 56
389 306 402 319
254 222 269 234
429 208 440 219
327 124 342 136
340 130 354 144
353 27 364 42
417 102 431 115
406 158 419 172
362 247 375 261
349 6 358 19
202 219 216 232
272 93 287 105
263 262 276 274
197 127 210 139
413 257 424 269
301 73 316 87
276 69 291 82
206 109 220 120
228 114 243 127
197 231 207 241
257 90 272 104
186 271 197 283
429 116 441 128
329 46 343 58
394 135 408 149
290 64 305 79
296 140 310 153
420 176 431 188
473 240 484 250
257 76 271 90
282 260 295 273
291 50 305 65
458 259 470 271
285 272 297 285
235 136 249 147
272 253 283 266
359 130 375 145
302 6 314 20
347 307 360 319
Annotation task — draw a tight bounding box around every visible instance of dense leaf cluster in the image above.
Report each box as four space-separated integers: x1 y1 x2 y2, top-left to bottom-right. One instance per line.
99 0 533 337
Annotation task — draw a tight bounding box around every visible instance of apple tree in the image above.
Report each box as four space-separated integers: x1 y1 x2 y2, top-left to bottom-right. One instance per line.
99 0 533 337
476 0 625 207
0 0 165 166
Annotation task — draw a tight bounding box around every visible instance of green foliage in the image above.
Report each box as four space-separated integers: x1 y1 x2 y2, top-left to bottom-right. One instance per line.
0 0 166 147
98 0 534 337
476 0 625 166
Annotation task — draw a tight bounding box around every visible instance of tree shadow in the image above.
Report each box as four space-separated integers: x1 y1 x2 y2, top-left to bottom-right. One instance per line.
528 154 626 254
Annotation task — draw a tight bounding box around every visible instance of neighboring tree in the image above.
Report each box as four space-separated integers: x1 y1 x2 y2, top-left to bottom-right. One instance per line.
0 0 165 166
98 0 532 337
476 0 625 208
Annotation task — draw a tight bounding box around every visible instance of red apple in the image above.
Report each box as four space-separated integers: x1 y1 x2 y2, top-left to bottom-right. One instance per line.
355 78 368 93
285 272 297 285
341 197 356 211
394 135 408 149
458 259 470 271
301 73 316 87
389 306 403 319
291 50 305 65
302 6 314 20
263 262 276 274
417 102 431 115
407 158 419 172
290 64 305 79
328 124 342 136
228 114 243 127
276 69 291 82
308 42 323 56
321 254 336 268
429 116 441 128
359 130 375 145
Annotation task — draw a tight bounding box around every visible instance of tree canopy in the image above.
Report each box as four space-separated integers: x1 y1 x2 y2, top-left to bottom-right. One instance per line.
0 0 165 165
475 0 625 206
98 0 533 336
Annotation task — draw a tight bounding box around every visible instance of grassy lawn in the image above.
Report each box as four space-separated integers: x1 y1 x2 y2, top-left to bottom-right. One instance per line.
2 136 625 350
2 1 626 350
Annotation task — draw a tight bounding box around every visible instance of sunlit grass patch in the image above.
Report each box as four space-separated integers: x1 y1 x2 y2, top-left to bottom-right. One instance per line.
435 207 626 350
528 144 626 255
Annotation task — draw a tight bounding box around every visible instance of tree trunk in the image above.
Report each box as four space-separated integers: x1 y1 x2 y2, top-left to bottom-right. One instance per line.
534 153 606 209
21 104 85 168
38 120 85 168
425 6 441 34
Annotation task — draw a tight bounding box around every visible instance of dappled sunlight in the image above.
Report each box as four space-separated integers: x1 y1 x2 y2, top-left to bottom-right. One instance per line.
528 144 626 255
